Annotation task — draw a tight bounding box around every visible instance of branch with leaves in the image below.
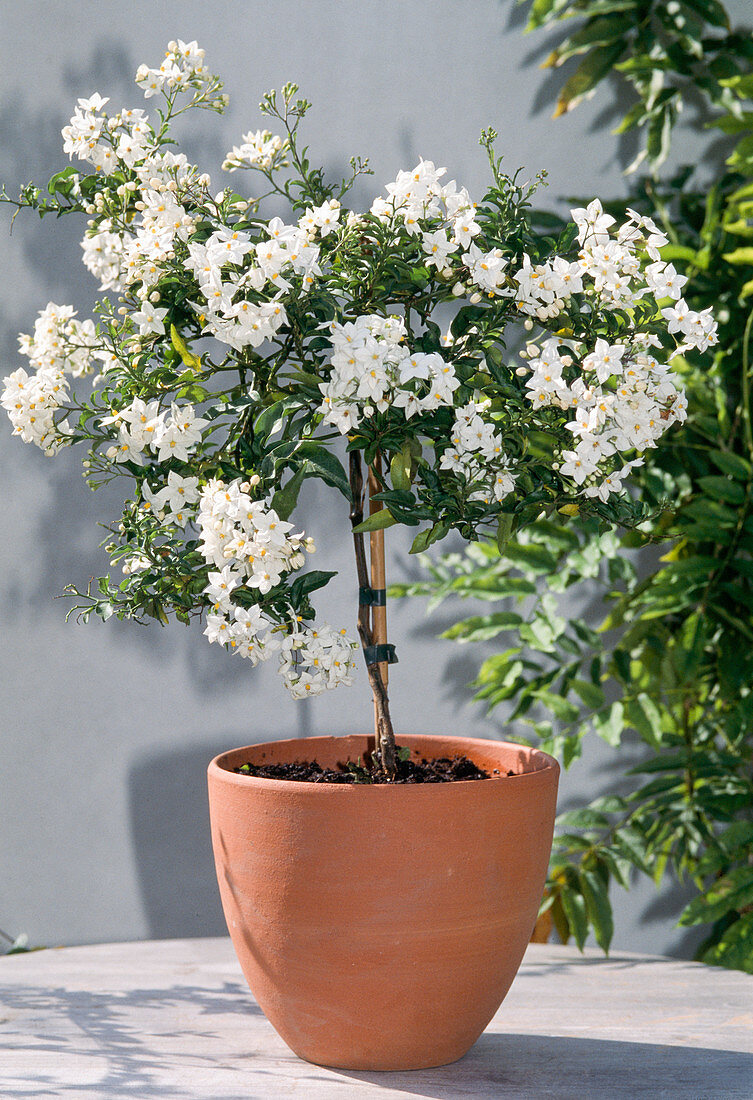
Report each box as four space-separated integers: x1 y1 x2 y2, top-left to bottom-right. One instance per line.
522 0 753 172
2 38 710 776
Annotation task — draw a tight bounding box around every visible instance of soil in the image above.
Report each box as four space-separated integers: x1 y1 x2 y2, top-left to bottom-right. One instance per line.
235 750 511 784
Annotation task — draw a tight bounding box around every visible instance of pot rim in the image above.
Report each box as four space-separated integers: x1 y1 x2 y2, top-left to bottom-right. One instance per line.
208 733 559 794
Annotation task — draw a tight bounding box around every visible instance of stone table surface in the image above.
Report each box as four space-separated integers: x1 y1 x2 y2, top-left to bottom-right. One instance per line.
0 937 751 1099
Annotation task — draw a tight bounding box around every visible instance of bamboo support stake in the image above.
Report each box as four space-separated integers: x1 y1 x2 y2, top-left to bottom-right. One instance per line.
348 451 397 775
368 455 388 687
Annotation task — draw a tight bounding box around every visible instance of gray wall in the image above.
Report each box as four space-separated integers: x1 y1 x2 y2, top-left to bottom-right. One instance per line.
2 0 749 953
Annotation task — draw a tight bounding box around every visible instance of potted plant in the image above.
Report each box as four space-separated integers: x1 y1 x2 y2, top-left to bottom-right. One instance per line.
2 40 716 1070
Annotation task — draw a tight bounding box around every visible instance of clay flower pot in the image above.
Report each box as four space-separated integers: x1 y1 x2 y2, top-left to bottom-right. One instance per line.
207 733 559 1071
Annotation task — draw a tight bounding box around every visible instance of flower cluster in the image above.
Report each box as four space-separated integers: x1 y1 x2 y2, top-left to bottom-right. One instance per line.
197 479 356 694
371 158 480 252
441 402 517 505
1 363 70 454
510 201 717 339
135 40 215 100
223 130 287 172
142 471 200 527
519 334 688 501
1 303 103 454
318 314 460 433
102 400 209 466
505 201 712 499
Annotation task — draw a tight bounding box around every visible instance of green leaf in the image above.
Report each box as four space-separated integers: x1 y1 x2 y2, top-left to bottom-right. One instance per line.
613 826 650 875
502 543 558 573
626 693 663 748
572 679 605 709
680 868 753 926
579 867 614 953
525 0 561 31
410 522 449 555
709 451 751 480
442 611 524 643
559 883 589 950
170 325 202 371
549 890 571 946
289 570 337 604
554 42 625 117
497 513 515 552
673 612 708 681
390 443 413 492
593 701 625 747
722 246 753 265
352 508 398 533
253 399 288 442
297 443 352 500
697 913 753 973
270 465 307 521
535 690 581 723
697 476 747 504
680 0 730 26
646 103 674 169
545 13 634 67
48 166 78 195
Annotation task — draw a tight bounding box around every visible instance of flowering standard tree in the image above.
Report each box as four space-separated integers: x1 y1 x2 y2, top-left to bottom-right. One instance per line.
2 42 716 778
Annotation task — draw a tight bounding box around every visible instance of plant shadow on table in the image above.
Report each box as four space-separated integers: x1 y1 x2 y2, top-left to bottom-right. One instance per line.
0 981 264 1100
333 1033 753 1099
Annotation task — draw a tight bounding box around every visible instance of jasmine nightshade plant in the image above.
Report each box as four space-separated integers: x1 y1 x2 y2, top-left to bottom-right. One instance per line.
1 41 716 775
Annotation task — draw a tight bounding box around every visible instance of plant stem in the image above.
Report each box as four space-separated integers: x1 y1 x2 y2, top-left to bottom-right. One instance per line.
349 450 397 776
741 306 753 457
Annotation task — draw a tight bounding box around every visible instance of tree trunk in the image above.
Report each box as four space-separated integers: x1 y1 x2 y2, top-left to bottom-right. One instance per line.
349 450 397 776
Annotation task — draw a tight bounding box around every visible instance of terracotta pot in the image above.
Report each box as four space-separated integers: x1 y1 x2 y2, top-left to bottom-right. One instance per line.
207 733 559 1071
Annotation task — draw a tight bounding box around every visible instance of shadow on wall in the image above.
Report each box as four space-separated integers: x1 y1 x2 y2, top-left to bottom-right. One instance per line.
129 729 306 939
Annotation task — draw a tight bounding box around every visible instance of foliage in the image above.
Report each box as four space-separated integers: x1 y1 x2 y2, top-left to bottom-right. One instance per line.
406 3 753 967
1 41 701 738
521 0 753 172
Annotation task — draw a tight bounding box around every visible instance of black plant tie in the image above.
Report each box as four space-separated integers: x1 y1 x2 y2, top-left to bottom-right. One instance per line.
362 643 398 667
359 585 387 606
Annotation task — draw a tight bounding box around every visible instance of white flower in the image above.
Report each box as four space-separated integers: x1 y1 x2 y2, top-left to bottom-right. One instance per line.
154 403 209 462
132 303 168 336
583 339 625 384
571 199 615 248
465 243 508 294
559 449 597 485
422 229 457 272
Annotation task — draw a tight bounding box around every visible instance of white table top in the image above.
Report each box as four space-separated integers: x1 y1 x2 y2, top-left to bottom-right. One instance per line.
1 937 751 1098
